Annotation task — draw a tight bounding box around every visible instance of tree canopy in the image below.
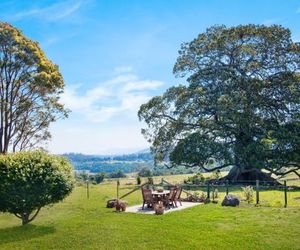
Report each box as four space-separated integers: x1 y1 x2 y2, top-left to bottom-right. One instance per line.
138 24 300 182
0 151 74 225
138 166 152 177
0 22 68 153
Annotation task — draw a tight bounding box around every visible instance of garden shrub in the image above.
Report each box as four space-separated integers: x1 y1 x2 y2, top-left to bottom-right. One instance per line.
242 186 254 204
138 167 152 177
0 151 74 225
92 172 105 184
109 169 126 178
184 173 205 184
137 176 141 185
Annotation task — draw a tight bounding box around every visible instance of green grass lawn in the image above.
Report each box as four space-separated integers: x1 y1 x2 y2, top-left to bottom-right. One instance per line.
0 176 300 250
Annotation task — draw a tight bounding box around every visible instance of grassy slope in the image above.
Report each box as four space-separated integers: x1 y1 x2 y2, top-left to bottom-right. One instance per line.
0 176 300 250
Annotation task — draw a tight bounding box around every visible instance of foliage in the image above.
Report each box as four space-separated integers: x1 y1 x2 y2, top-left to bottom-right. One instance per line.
242 186 254 204
74 172 89 182
63 151 153 163
0 22 68 153
63 152 154 173
136 176 141 185
210 170 221 180
63 152 199 176
75 171 105 185
0 151 74 225
138 24 300 180
90 173 105 184
109 169 126 178
184 173 205 184
148 177 154 184
190 191 207 202
211 188 219 200
138 166 152 177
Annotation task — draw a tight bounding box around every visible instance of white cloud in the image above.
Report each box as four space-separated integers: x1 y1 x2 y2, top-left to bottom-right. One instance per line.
6 0 84 22
61 84 110 111
106 74 138 85
124 80 163 92
50 69 162 154
61 70 164 123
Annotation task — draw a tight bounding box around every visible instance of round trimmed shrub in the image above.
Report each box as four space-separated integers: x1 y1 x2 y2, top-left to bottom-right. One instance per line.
0 151 74 225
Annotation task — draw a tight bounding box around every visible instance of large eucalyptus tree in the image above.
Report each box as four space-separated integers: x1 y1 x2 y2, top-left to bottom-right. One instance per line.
139 25 300 182
0 22 68 153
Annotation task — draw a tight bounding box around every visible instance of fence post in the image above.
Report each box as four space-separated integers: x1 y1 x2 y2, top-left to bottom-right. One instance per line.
86 179 90 199
284 180 287 208
117 180 120 200
226 180 229 195
256 180 259 205
207 182 210 199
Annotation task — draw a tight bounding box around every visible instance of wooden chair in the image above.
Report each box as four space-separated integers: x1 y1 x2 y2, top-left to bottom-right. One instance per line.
173 187 182 207
163 188 176 209
141 188 155 210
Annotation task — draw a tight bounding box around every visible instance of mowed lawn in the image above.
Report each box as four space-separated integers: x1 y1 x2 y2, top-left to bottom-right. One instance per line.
0 177 300 250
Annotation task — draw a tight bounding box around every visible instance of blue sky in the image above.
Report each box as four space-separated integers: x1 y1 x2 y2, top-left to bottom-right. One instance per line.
1 0 300 154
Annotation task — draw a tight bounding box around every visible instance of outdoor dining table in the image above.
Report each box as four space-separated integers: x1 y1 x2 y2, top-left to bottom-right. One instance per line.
151 190 170 202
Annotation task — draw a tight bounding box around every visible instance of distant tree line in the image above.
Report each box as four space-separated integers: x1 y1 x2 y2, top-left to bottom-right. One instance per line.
63 152 215 175
75 169 127 184
63 152 153 163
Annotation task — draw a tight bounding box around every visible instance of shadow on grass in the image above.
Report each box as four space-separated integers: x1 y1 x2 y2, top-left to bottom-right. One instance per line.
0 224 55 245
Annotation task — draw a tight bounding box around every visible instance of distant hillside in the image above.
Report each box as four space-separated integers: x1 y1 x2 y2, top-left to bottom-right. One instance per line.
62 150 154 173
62 150 200 175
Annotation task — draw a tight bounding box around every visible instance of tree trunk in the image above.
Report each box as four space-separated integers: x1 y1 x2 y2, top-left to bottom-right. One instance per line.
19 208 41 225
21 213 30 225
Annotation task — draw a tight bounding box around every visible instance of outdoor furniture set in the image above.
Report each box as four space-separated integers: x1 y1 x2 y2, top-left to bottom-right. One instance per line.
141 186 182 212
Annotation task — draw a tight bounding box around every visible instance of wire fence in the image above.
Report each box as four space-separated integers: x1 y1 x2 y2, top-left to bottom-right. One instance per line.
148 178 300 208
83 176 300 208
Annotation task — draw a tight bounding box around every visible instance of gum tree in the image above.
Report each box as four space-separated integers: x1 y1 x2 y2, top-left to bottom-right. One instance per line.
139 25 300 183
0 22 68 153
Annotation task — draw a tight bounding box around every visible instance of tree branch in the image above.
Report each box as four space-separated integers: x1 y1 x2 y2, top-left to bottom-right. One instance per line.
28 207 41 223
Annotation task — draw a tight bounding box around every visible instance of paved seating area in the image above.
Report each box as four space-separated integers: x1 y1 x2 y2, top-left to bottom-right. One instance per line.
125 202 202 215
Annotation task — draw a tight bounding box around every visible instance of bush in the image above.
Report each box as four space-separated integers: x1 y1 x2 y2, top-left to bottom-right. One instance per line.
75 172 89 182
138 167 152 177
210 170 221 180
187 191 206 202
148 177 154 185
92 172 105 184
0 151 74 225
137 176 141 185
109 169 126 178
211 188 218 200
184 173 205 184
242 186 254 204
